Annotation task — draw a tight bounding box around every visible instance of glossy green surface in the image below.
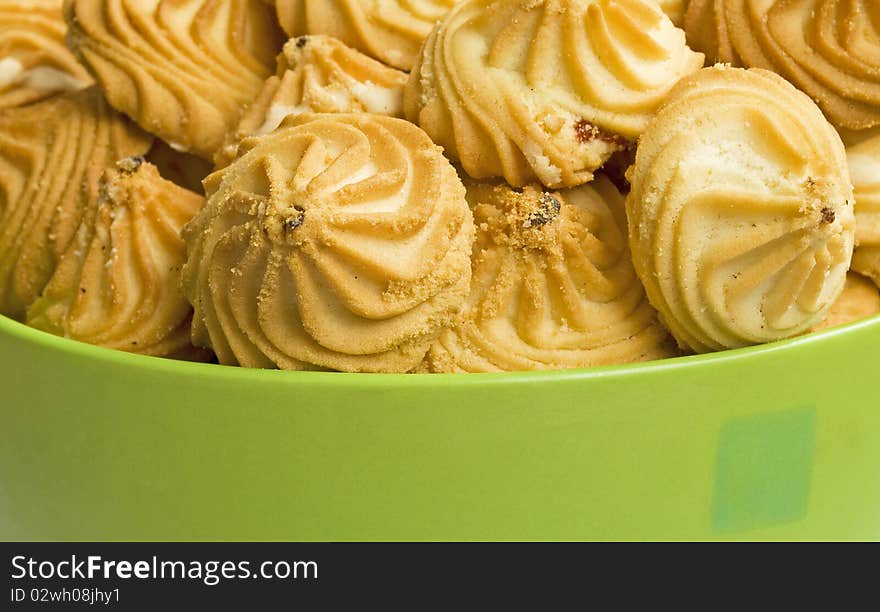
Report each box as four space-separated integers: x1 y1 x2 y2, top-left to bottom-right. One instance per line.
1 313 878 541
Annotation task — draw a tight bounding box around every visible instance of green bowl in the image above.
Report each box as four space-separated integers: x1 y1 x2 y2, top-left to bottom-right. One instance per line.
1 312 879 541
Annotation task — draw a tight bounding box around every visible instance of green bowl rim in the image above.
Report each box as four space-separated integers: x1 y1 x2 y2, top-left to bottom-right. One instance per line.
3 313 879 388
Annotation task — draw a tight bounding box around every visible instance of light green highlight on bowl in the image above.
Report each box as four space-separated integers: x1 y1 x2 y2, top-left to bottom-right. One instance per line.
713 406 816 533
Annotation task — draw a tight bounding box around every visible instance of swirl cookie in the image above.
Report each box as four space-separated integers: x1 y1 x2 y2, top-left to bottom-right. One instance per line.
405 0 704 188
0 0 91 108
27 159 210 361
216 35 408 167
181 113 474 372
275 0 461 71
627 67 855 353
683 0 880 131
421 176 677 373
658 0 685 26
64 0 285 159
812 272 880 332
846 134 880 287
0 87 153 320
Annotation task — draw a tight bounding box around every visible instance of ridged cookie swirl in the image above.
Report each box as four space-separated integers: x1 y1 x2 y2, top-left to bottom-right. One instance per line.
405 0 704 188
658 0 685 26
846 134 880 287
627 67 855 353
64 0 284 158
0 0 91 109
27 159 210 360
0 87 152 320
216 35 408 167
182 113 474 372
275 0 461 71
683 0 880 131
812 272 880 331
421 176 677 373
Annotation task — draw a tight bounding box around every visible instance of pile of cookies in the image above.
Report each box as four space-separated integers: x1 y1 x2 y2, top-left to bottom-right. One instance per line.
0 0 877 373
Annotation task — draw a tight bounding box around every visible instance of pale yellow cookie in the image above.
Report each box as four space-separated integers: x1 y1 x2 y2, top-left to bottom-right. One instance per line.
0 87 153 320
846 133 880 287
64 0 284 159
658 0 685 26
812 272 880 331
627 67 855 353
27 159 211 361
0 0 91 109
182 113 474 372
405 0 704 189
683 0 880 131
421 176 678 373
275 0 461 71
216 35 408 167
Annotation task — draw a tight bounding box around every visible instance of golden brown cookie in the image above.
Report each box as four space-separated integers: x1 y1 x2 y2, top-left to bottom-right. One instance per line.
0 87 153 320
182 113 474 372
216 35 408 167
275 0 461 71
27 159 211 360
846 133 880 287
812 272 880 331
0 0 91 109
627 67 855 353
421 176 678 373
683 0 880 131
405 0 704 188
64 0 285 159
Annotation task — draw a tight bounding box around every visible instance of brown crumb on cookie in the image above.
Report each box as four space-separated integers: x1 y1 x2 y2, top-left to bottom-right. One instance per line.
524 194 561 228
116 156 145 174
573 119 627 149
821 207 835 224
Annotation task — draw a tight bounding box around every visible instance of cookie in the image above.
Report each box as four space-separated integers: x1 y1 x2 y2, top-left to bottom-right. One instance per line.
216 35 408 167
626 66 855 353
0 87 153 319
683 0 880 131
182 113 474 372
275 0 461 71
847 132 880 287
26 159 211 360
421 175 678 373
0 0 91 108
405 0 704 188
658 0 685 25
64 0 285 158
812 272 880 331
